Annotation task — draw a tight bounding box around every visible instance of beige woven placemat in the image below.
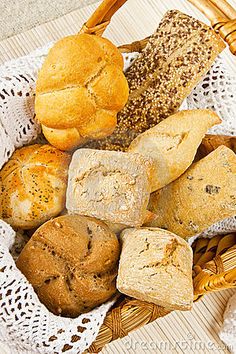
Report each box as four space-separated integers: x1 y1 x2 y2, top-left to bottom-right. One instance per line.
0 1 235 353
0 0 99 40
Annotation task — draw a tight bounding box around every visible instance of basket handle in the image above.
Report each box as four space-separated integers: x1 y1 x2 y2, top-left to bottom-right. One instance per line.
79 0 127 36
193 244 236 296
80 0 236 56
188 0 236 55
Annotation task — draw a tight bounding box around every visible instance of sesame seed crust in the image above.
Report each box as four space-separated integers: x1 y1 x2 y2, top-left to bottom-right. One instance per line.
86 10 225 151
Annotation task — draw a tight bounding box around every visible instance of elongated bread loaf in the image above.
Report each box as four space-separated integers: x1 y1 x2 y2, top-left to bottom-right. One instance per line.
128 109 221 192
117 228 193 311
87 10 225 151
148 146 236 239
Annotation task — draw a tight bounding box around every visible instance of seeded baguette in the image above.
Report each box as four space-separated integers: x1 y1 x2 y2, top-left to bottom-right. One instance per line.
87 10 225 151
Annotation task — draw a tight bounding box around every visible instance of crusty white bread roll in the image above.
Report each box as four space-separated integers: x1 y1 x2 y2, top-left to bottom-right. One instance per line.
117 227 193 311
0 144 71 229
128 109 221 192
66 148 154 227
35 34 129 150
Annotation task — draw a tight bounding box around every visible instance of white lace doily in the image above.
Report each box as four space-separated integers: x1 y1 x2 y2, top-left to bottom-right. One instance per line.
220 291 236 353
188 215 236 246
0 43 53 170
0 44 236 354
0 220 116 354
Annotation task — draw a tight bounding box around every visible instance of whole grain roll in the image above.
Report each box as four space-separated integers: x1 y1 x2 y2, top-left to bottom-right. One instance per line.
87 10 225 151
17 215 120 317
0 144 71 229
148 146 236 239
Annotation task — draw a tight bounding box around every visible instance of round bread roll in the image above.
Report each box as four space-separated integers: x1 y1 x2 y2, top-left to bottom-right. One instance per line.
0 144 71 229
35 33 129 150
16 215 120 317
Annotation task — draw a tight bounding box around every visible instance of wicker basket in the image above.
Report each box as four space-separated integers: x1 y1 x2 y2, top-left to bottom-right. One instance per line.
77 0 236 351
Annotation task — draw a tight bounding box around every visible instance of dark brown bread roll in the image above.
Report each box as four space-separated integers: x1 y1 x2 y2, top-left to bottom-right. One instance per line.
17 215 120 317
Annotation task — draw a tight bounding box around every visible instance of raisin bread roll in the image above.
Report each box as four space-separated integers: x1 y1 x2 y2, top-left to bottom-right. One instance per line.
17 215 120 317
148 146 236 239
87 10 225 151
117 228 193 311
128 109 221 192
0 144 71 229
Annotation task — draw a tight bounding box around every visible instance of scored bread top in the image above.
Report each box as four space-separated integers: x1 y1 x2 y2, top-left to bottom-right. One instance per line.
16 215 120 317
117 227 193 311
66 148 154 227
35 34 129 150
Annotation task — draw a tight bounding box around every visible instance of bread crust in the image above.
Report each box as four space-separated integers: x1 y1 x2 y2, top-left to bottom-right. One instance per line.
148 146 236 238
0 144 71 229
35 34 129 150
66 149 153 226
117 227 193 311
128 109 221 192
86 10 225 151
16 215 120 317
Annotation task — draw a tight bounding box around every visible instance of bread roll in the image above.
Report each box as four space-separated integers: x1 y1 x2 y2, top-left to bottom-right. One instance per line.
148 146 236 239
66 149 154 227
35 34 129 150
17 215 120 317
86 10 225 151
0 144 71 229
128 109 221 192
117 228 193 311
196 134 236 160
42 125 87 151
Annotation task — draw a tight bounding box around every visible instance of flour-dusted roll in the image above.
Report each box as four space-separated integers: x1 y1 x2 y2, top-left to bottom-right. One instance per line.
87 10 225 151
148 146 236 239
128 109 221 192
0 144 71 229
17 215 120 317
117 228 193 311
66 149 154 227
